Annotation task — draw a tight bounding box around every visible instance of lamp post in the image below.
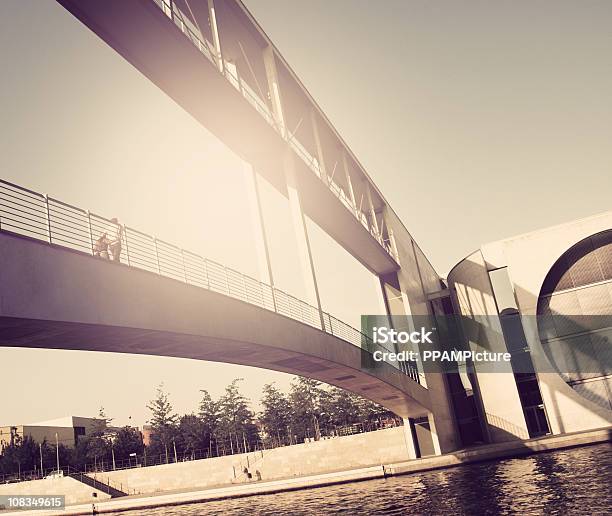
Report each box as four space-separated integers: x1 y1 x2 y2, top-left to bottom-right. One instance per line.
55 433 60 473
39 442 43 477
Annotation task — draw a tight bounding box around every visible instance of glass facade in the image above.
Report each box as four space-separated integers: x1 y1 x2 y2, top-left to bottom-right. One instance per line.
488 267 551 437
537 230 612 411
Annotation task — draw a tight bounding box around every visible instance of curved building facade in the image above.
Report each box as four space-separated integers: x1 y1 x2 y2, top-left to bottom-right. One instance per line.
446 212 612 444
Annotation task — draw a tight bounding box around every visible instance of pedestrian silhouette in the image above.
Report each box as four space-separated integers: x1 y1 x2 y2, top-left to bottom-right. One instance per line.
93 232 110 259
109 218 123 262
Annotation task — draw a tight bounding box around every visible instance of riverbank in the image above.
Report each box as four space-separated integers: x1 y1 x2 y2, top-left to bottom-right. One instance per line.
3 426 610 515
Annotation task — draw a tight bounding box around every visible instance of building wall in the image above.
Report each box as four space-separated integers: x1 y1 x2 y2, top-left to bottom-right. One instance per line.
447 251 529 442
481 211 612 434
0 417 105 452
22 426 76 448
448 211 612 439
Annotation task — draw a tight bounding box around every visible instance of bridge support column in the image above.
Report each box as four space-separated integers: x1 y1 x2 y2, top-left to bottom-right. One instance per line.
427 412 443 455
243 162 275 291
401 418 418 460
284 149 325 328
376 239 460 454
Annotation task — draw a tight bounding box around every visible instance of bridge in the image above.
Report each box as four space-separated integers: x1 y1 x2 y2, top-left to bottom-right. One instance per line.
0 179 427 415
0 0 463 455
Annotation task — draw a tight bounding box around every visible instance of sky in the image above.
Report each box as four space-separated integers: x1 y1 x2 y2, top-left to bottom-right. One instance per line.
0 0 610 427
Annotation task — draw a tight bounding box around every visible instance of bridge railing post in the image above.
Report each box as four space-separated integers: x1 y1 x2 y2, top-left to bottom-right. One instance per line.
241 274 247 303
86 210 94 255
153 237 161 274
203 259 210 289
43 194 52 243
123 226 131 266
270 285 277 313
224 264 230 295
181 248 188 283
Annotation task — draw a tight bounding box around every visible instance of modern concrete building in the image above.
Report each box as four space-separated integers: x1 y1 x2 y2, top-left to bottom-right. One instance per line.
446 211 612 444
0 416 114 453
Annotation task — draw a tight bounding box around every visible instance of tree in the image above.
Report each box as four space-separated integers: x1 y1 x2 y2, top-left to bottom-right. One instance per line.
217 378 257 453
90 407 112 435
0 435 37 475
112 427 144 464
177 415 206 459
146 383 179 463
0 436 70 477
357 397 396 425
327 387 362 428
259 383 291 446
198 389 220 457
70 438 90 471
86 407 112 467
289 377 325 442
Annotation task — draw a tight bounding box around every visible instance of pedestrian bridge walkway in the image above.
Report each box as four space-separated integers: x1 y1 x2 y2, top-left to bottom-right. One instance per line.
0 178 431 418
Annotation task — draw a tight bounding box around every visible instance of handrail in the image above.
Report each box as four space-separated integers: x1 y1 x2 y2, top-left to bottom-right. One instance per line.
0 178 417 380
149 0 398 264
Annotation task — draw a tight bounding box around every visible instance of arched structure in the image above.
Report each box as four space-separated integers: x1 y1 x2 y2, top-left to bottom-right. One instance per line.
537 230 612 410
0 229 432 418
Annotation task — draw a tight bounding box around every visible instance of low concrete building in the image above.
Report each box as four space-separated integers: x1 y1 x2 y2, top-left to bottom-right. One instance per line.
0 416 118 453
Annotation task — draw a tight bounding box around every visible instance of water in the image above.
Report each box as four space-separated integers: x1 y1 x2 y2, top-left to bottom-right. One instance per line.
115 443 612 515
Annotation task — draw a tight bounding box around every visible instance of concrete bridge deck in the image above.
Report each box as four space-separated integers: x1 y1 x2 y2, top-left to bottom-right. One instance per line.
0 230 431 417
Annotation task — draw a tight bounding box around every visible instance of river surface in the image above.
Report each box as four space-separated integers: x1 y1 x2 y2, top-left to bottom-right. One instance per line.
116 443 611 515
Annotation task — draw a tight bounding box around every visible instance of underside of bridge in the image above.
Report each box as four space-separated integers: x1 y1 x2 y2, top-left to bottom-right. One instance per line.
0 232 431 419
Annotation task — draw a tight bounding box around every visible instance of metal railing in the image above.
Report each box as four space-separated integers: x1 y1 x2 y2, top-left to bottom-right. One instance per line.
0 178 418 380
148 0 398 263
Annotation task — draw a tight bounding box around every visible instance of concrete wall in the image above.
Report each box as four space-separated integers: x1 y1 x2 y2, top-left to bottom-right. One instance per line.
0 476 111 506
89 427 410 495
23 426 75 449
480 211 612 434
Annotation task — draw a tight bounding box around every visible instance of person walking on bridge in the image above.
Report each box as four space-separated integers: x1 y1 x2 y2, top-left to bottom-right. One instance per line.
109 217 123 262
93 232 110 259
